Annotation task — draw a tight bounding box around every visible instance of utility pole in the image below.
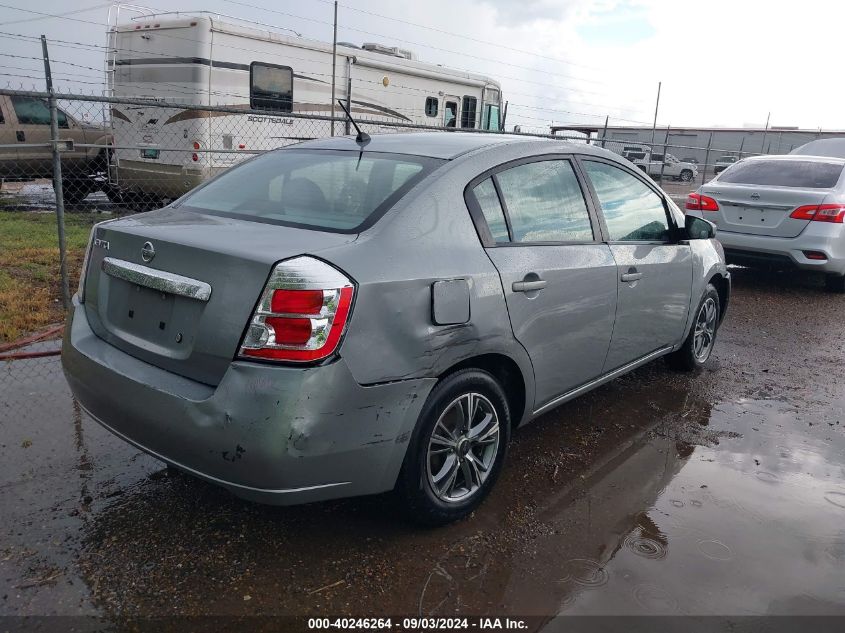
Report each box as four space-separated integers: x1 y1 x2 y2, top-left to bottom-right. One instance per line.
761 111 770 153
702 132 713 186
41 35 70 310
330 1 338 136
650 81 661 149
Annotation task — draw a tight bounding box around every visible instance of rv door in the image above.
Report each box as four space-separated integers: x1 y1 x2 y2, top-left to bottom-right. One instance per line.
444 96 459 128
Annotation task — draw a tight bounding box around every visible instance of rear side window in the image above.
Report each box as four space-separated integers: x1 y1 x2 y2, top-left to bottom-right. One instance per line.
178 150 442 232
584 161 670 242
250 62 293 112
471 178 509 243
719 160 843 188
495 160 593 243
461 96 477 129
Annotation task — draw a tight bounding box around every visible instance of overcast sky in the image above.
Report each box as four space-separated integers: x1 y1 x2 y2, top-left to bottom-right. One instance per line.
0 0 839 131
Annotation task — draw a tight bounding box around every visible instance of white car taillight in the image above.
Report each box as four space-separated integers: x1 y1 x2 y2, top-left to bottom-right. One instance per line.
238 256 355 363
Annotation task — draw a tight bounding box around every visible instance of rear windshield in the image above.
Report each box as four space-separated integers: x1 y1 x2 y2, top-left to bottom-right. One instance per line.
177 149 443 232
719 159 843 188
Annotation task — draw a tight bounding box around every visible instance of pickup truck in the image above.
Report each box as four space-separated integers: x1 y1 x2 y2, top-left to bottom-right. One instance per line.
714 155 739 174
0 94 114 204
620 147 698 182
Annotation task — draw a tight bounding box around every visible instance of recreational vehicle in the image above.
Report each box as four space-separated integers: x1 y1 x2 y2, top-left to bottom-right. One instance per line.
107 12 505 201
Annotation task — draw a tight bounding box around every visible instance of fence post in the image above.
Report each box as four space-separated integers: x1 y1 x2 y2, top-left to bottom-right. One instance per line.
701 133 713 186
330 0 338 136
41 35 70 311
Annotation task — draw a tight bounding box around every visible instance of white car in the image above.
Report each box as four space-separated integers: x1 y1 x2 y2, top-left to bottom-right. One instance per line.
621 147 697 182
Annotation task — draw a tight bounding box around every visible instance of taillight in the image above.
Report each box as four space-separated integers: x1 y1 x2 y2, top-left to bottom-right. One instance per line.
192 141 201 150
686 192 719 211
789 204 845 223
238 257 355 363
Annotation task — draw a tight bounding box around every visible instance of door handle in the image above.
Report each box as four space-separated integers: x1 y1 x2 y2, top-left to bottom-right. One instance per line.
512 279 547 292
16 130 25 142
621 272 643 282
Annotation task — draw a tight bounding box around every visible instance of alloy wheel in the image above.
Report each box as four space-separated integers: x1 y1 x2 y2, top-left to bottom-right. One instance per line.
693 297 718 362
426 392 500 503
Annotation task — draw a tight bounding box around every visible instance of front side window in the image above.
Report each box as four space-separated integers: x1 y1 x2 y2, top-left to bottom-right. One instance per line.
11 96 51 125
471 178 509 243
424 97 438 117
482 104 500 131
461 96 477 129
179 150 441 232
583 161 670 242
250 62 293 112
495 160 593 243
444 101 457 128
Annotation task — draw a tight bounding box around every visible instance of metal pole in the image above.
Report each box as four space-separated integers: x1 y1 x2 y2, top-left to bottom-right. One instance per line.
701 132 713 186
41 35 70 310
330 1 338 136
658 125 670 187
738 136 745 159
761 111 770 153
650 81 661 147
500 100 508 132
601 115 608 148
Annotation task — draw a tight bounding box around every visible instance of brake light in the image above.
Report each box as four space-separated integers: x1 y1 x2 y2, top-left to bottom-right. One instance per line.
238 257 355 362
686 192 719 212
192 141 201 150
789 204 845 223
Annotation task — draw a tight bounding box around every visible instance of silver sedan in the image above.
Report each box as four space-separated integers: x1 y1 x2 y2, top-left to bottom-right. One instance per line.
686 154 845 291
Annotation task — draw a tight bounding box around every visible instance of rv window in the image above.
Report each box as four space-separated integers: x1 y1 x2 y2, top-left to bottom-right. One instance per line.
250 62 293 113
461 96 477 129
424 97 438 118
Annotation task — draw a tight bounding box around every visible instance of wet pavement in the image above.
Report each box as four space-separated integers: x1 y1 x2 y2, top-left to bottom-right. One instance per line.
2 267 845 624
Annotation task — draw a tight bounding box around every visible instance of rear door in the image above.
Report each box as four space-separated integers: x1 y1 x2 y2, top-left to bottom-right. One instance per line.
700 158 845 238
466 157 617 409
580 158 693 371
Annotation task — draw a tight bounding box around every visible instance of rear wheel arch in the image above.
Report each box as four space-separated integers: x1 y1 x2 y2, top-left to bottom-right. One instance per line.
436 353 527 430
708 273 730 322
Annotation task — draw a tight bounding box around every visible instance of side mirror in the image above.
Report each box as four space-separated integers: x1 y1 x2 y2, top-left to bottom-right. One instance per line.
685 214 716 240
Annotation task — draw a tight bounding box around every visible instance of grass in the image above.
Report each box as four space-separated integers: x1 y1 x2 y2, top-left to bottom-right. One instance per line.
0 211 102 343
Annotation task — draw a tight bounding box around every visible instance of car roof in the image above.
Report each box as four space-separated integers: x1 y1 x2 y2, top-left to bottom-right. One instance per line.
292 132 555 159
790 138 845 159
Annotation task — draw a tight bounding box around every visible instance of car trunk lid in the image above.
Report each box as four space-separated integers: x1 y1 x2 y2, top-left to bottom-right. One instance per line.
82 207 356 385
699 183 831 238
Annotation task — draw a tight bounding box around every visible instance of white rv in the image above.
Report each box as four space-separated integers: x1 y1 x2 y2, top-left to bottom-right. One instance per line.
107 12 505 200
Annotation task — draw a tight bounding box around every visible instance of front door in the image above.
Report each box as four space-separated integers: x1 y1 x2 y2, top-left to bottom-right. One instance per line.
444 96 459 128
580 159 693 371
467 157 618 410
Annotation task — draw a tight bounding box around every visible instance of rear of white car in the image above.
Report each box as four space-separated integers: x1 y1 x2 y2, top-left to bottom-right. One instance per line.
686 155 845 290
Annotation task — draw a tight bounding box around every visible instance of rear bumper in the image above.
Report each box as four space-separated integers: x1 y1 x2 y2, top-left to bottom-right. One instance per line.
713 224 845 275
61 297 435 505
116 160 206 199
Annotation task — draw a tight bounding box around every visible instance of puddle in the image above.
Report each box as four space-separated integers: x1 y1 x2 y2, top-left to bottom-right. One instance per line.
2 270 845 622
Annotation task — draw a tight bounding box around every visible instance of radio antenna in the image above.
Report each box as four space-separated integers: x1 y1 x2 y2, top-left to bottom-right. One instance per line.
336 99 370 144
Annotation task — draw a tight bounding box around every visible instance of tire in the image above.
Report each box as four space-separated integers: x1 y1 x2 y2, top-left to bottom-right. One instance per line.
59 180 93 205
396 369 511 526
825 273 845 293
680 169 693 182
667 284 720 372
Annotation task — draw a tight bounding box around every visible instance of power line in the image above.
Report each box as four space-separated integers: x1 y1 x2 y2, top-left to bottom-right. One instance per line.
0 1 111 26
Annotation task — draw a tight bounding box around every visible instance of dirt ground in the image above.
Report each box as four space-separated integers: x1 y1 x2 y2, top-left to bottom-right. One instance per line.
1 264 844 629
